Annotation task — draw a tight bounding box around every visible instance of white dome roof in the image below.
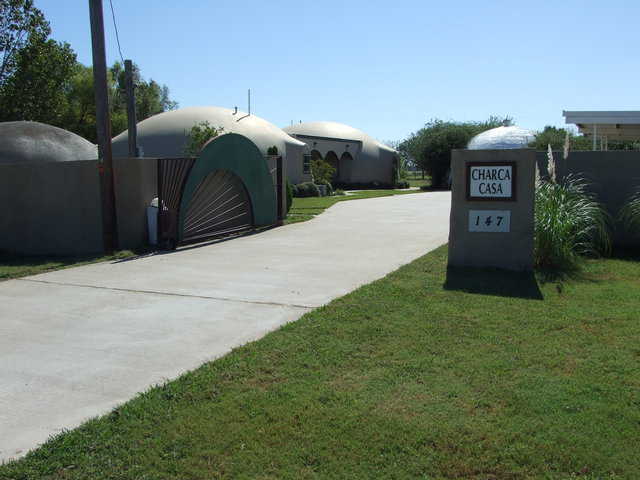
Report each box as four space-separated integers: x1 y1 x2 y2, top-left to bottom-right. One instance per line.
467 126 535 150
112 106 304 157
283 121 395 152
0 121 97 164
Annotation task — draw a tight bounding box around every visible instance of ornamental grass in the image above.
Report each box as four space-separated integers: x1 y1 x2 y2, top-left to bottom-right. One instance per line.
619 186 640 236
534 175 611 270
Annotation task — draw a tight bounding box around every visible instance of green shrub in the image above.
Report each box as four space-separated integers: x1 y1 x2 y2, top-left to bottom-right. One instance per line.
183 121 224 156
534 175 611 270
317 180 333 196
618 187 640 235
395 180 410 189
310 158 335 184
286 179 293 213
294 182 320 198
334 189 346 196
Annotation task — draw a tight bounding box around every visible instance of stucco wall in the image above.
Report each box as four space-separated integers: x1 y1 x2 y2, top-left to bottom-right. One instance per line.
0 160 104 255
448 149 536 271
285 142 311 184
0 158 157 256
536 151 640 246
114 157 157 249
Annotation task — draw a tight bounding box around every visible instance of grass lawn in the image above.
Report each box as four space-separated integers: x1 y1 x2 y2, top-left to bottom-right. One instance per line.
0 250 137 281
406 171 431 189
286 188 422 224
2 246 639 479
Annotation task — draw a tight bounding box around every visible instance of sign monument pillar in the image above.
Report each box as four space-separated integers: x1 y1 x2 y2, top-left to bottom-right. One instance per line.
447 149 536 271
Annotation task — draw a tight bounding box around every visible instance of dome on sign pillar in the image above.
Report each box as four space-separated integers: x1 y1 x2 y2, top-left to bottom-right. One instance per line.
467 126 536 150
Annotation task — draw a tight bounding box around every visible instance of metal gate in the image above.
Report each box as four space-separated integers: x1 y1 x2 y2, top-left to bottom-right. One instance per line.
157 157 195 249
156 133 281 250
181 169 253 244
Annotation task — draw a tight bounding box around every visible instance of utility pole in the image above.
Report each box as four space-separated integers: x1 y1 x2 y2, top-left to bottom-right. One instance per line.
89 0 118 253
124 59 138 157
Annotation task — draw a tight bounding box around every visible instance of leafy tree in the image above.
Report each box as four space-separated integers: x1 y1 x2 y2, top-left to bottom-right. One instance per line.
400 116 511 188
529 126 640 152
110 61 177 130
60 63 99 141
0 36 76 124
0 0 76 125
184 121 224 156
55 61 179 143
0 0 49 85
310 157 335 184
528 126 591 151
0 1 179 144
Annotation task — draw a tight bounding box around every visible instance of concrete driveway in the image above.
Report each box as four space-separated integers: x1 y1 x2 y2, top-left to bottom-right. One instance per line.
0 191 451 462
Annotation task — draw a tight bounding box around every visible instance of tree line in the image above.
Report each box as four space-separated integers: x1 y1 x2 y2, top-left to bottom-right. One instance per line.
398 120 640 188
0 0 177 143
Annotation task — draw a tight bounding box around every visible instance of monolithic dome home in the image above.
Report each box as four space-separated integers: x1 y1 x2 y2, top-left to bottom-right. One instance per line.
112 106 310 184
283 121 399 185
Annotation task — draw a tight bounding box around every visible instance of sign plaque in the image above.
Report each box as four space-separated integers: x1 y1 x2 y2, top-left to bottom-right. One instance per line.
468 210 511 233
466 162 516 201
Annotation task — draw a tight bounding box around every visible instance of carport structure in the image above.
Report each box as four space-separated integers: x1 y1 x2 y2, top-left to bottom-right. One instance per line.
563 110 640 150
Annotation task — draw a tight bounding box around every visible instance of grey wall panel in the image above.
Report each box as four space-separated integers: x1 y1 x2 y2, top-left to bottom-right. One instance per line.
0 160 103 255
536 151 640 246
113 157 157 250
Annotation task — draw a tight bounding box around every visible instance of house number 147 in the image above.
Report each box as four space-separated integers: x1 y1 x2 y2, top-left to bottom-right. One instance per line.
468 210 511 233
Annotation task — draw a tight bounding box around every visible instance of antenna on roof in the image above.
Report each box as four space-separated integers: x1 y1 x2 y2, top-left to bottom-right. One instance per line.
233 106 238 115
248 89 251 116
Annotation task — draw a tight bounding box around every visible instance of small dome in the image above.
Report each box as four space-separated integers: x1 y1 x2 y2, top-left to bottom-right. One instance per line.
467 126 535 150
0 121 97 164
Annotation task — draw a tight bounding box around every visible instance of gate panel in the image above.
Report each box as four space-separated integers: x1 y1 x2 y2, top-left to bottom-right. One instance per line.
179 133 277 238
182 169 253 244
157 157 195 249
156 134 278 250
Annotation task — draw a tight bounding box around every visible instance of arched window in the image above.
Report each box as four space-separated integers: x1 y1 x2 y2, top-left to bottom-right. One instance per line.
324 151 339 179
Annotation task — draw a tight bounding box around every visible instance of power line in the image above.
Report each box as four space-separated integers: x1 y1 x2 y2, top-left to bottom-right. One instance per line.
108 0 124 64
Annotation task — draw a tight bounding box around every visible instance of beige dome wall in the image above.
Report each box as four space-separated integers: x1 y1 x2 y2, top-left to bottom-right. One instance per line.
112 106 309 184
283 121 397 185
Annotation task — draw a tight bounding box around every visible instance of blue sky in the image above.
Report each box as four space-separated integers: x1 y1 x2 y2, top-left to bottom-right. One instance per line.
37 0 639 143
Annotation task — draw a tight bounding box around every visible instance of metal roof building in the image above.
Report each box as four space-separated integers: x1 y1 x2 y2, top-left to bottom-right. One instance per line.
563 111 640 149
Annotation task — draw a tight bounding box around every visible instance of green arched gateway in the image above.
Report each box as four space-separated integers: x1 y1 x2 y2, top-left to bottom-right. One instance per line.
177 133 277 243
